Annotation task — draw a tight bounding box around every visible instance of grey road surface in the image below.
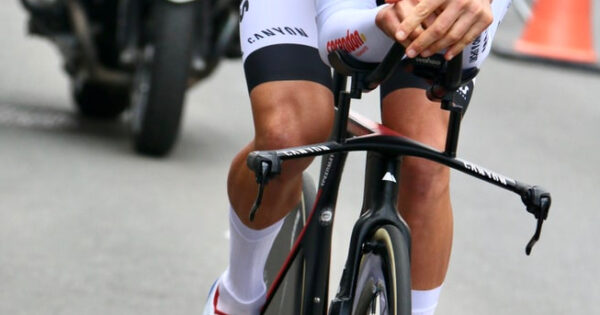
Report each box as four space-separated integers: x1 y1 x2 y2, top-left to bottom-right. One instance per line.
1 2 599 315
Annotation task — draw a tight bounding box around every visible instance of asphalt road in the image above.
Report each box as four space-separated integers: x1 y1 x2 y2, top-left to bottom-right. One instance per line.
1 2 599 314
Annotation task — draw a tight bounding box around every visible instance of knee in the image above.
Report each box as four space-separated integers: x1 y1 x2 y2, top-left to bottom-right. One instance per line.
251 85 334 176
255 119 324 152
399 158 451 231
253 89 334 150
401 158 450 203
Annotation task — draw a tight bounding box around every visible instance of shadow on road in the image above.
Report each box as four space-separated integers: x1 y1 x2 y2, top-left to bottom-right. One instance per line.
0 99 134 149
0 98 235 162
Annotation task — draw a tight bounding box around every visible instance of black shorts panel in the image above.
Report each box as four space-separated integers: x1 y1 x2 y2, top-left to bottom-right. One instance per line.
243 44 333 92
380 66 475 111
380 66 430 100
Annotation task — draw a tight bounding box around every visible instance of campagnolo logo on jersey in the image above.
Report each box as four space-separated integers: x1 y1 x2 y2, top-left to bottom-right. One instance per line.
247 26 309 44
279 145 330 157
326 30 368 56
462 160 514 186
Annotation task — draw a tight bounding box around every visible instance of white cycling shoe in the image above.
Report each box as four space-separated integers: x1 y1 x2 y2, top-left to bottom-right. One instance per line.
203 278 265 315
203 280 229 315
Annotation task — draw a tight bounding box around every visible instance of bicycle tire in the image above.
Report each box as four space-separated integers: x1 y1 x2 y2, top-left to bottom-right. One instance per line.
131 0 196 156
351 225 411 315
264 173 316 315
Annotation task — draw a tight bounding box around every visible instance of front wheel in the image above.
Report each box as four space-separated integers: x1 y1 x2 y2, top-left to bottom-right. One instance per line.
130 0 196 156
352 225 411 315
264 173 316 315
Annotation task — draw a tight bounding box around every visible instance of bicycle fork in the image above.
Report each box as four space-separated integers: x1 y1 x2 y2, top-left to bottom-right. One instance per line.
329 152 411 314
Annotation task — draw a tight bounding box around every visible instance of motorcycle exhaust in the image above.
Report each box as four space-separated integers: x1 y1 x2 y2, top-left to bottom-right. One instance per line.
64 0 131 87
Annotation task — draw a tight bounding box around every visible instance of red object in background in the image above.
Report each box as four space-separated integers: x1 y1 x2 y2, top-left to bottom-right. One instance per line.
514 0 597 64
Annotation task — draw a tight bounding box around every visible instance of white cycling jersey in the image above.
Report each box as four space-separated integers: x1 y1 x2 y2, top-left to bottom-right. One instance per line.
315 0 512 69
239 0 322 61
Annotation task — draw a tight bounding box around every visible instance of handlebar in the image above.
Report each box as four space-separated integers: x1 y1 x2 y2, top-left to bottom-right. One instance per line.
327 43 478 101
246 43 550 255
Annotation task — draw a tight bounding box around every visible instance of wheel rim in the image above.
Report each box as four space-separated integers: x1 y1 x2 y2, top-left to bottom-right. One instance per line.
353 254 390 315
368 279 389 314
364 286 387 315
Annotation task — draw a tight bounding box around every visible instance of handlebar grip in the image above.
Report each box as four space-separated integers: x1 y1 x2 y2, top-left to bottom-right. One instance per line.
364 43 406 90
328 43 469 96
444 52 463 90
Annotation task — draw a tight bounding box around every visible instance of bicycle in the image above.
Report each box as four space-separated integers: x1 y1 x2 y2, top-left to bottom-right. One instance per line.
249 43 551 315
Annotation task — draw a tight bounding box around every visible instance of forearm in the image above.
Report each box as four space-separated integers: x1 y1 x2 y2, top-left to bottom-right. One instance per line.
316 0 394 65
316 0 512 69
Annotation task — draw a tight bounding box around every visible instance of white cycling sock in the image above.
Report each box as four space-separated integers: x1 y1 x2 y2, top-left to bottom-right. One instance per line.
412 286 443 315
217 207 284 314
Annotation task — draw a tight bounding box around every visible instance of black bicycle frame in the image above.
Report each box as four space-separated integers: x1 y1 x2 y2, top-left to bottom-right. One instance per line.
252 44 550 315
260 144 348 314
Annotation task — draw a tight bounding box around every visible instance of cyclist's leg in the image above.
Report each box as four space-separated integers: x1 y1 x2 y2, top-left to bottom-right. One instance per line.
204 0 334 314
216 80 332 314
228 76 333 230
375 1 510 311
219 76 333 314
380 72 453 315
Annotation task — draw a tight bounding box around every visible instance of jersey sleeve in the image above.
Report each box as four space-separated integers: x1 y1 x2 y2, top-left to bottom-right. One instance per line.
315 0 393 65
315 0 512 70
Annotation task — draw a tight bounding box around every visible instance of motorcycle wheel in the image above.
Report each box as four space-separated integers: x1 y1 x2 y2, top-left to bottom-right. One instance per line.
131 0 196 156
73 81 129 119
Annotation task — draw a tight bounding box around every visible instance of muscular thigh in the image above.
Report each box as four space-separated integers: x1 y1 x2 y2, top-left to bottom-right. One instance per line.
380 68 474 148
240 0 331 91
240 0 334 143
240 0 332 90
381 81 452 196
382 88 449 150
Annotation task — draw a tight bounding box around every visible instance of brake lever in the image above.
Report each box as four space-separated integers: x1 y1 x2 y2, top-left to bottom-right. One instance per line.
521 186 551 255
246 152 282 221
249 161 271 221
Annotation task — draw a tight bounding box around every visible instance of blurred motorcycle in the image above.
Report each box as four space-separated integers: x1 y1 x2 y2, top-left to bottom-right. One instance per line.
20 0 241 155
